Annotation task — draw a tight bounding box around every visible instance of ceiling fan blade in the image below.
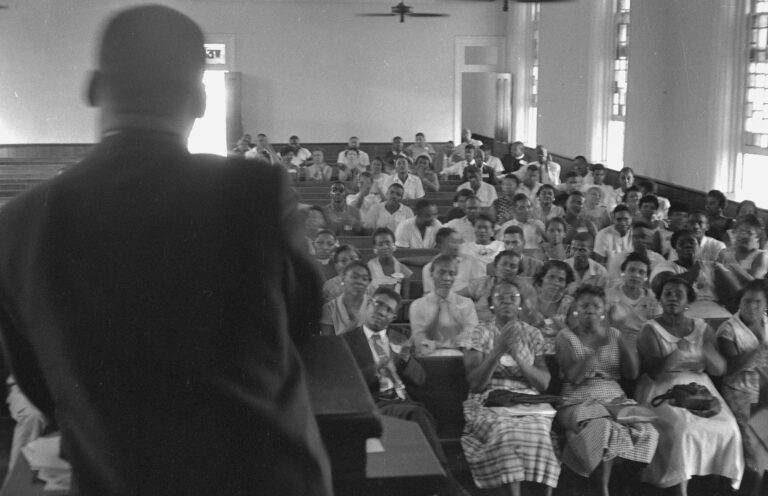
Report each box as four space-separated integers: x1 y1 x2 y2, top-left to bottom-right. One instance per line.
356 13 397 17
407 13 450 17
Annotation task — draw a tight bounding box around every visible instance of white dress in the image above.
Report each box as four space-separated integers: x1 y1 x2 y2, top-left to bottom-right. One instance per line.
635 319 744 489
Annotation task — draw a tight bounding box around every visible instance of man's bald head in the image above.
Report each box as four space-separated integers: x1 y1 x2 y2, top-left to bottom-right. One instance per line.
88 5 206 120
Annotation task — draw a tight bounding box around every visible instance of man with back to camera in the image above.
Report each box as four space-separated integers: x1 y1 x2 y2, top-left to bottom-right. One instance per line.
0 6 331 495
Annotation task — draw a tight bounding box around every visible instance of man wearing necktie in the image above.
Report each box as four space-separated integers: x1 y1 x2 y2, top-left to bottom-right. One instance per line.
343 287 471 496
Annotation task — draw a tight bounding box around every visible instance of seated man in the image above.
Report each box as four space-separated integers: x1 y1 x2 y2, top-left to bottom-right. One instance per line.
229 133 253 157
395 199 442 248
606 220 666 287
383 136 409 166
515 145 560 186
704 189 735 242
347 172 382 229
561 190 597 246
367 227 413 296
441 188 474 223
287 135 312 166
443 196 482 243
366 183 414 233
405 132 436 159
440 144 477 179
564 232 608 293
452 127 483 162
323 182 363 235
422 228 486 294
517 164 542 201
411 254 479 357
501 140 528 173
304 148 329 182
386 157 426 200
594 204 633 266
343 287 471 496
462 148 497 185
499 225 543 279
496 193 546 251
6 376 48 475
336 136 370 167
244 133 280 164
678 210 726 262
584 163 616 211
313 229 339 281
456 166 497 208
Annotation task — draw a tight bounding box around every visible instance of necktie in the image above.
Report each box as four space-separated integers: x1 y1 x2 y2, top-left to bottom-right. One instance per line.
371 333 406 400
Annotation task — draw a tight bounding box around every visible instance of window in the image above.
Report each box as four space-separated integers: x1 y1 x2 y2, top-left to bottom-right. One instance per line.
606 0 630 168
740 0 768 203
528 3 541 146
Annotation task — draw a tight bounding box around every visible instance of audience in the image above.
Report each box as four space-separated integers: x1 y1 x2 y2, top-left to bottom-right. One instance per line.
717 213 768 280
498 225 544 280
287 135 312 166
347 172 381 225
406 132 436 159
593 204 633 265
562 191 598 246
565 232 608 292
528 260 575 355
312 229 339 281
605 251 661 344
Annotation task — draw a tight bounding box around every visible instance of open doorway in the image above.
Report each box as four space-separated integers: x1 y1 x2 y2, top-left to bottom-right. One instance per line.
188 70 228 156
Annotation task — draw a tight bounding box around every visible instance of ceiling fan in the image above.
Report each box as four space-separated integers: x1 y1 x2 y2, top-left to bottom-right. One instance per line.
357 2 449 23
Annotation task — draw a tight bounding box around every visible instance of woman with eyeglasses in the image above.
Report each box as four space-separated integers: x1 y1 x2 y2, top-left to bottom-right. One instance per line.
606 251 661 344
461 281 560 496
319 260 372 335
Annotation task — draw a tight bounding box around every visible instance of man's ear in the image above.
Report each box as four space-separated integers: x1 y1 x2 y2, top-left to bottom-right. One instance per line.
85 71 102 107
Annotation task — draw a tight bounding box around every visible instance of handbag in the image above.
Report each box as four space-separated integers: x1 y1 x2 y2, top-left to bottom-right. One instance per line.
651 382 721 418
484 389 562 407
604 403 658 424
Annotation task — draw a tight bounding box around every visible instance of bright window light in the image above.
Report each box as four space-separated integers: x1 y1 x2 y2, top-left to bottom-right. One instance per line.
740 153 768 206
188 70 227 156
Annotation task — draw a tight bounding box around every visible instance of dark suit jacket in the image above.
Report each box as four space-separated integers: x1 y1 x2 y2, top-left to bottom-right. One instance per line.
342 326 425 400
0 131 331 496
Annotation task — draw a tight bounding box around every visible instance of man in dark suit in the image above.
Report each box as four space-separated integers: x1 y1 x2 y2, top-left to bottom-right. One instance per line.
343 287 470 496
0 6 331 496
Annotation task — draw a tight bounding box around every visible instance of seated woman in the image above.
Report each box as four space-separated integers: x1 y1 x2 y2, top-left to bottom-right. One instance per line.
622 186 643 220
650 229 740 320
725 201 761 247
462 281 560 495
534 217 569 261
717 279 768 496
717 213 768 280
367 227 412 296
413 154 440 192
460 250 538 323
369 157 389 199
556 285 659 496
319 260 372 335
460 214 505 266
322 244 360 302
311 228 338 281
492 174 520 225
635 277 744 494
581 186 612 230
525 259 575 355
532 184 564 223
606 251 662 345
409 254 478 357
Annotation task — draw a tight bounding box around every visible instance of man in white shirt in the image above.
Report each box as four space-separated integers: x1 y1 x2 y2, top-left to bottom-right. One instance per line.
440 145 477 178
515 145 561 186
585 163 616 211
287 135 312 166
348 172 382 228
336 136 370 167
497 194 546 250
421 228 486 294
244 133 280 164
452 128 483 162
482 147 504 175
366 183 414 233
444 196 481 243
606 220 666 286
594 204 633 265
405 132 436 159
456 166 497 207
386 157 426 200
499 225 543 278
565 232 608 293
394 199 442 248
516 165 542 201
680 210 726 262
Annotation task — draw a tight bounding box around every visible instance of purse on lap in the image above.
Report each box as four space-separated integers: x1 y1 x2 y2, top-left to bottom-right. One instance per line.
651 382 721 418
483 389 562 407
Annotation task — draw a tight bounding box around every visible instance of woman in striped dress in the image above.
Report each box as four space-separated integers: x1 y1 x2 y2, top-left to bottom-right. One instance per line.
556 285 659 496
462 281 560 495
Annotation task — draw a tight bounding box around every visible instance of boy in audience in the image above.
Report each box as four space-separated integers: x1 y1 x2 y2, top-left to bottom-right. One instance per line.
405 132 436 159
517 164 542 200
682 210 726 261
411 254 479 357
656 201 689 258
336 136 370 167
565 232 608 293
440 144 477 178
499 225 544 278
347 172 381 228
367 228 413 296
386 156 426 200
638 194 665 229
562 191 597 245
637 179 670 221
313 229 339 280
394 199 441 248
422 228 486 293
704 189 735 241
461 214 505 265
342 287 471 496
593 204 633 265
496 193 546 250
441 188 474 223
482 146 505 175
323 182 363 235
464 148 497 185
322 244 361 301
444 196 482 243
556 170 582 206
588 163 616 210
366 183 414 233
457 166 497 207
572 155 591 183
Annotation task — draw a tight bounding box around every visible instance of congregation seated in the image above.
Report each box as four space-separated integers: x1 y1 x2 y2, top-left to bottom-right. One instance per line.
322 244 360 302
716 279 768 496
656 201 690 258
319 260 372 335
346 172 381 227
440 143 478 179
556 285 660 496
461 280 561 495
440 188 474 223
605 220 665 286
635 277 744 494
555 170 581 207
382 136 409 166
452 127 483 162
367 227 413 297
615 166 636 208
515 145 560 186
307 148 331 182
561 191 597 246
584 163 617 211
680 210 727 262
286 135 311 166
637 179 671 222
725 200 761 246
581 185 612 230
410 254 478 357
244 132 280 163
461 148 497 185
517 164 543 200
422 228 486 294
369 157 389 197
593 204 633 266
